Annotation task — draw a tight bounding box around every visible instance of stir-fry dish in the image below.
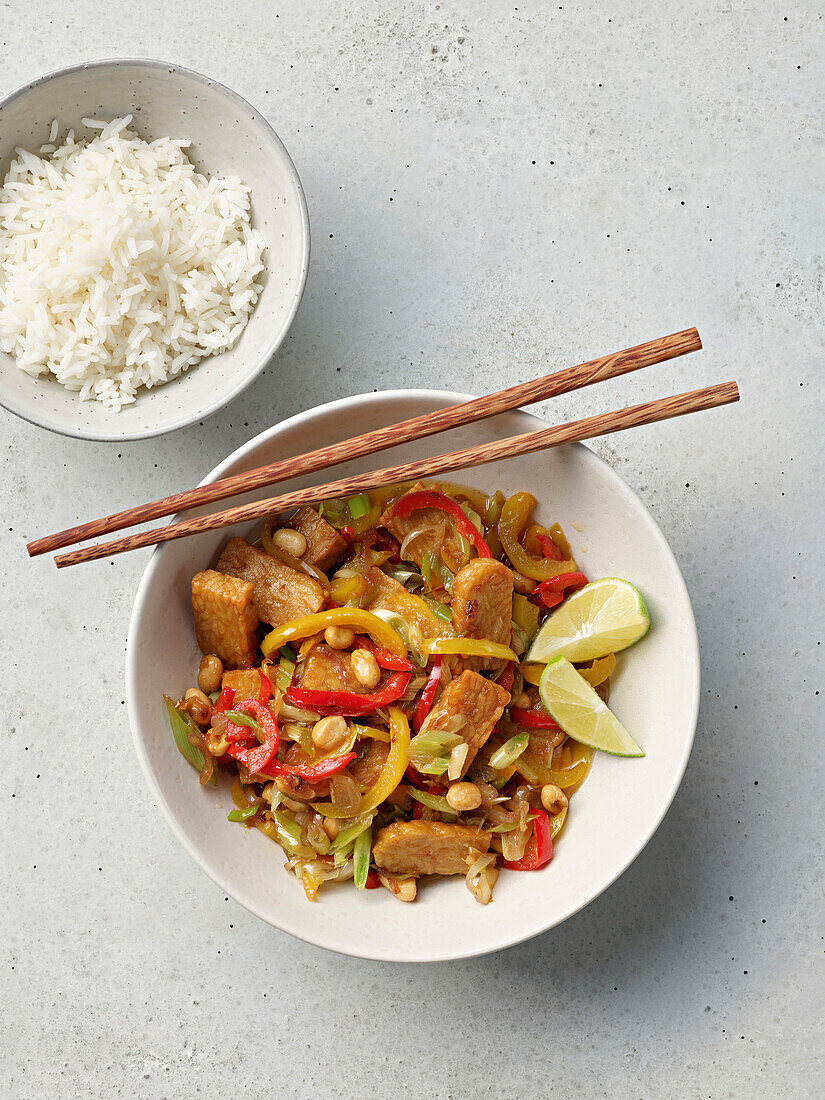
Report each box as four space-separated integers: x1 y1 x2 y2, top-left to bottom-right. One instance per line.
167 481 650 904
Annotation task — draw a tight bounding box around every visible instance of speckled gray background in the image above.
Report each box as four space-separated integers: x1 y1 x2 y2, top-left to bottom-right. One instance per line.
2 2 823 1097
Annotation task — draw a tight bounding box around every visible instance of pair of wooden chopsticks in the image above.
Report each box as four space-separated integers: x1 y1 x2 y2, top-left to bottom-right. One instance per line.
28 327 738 568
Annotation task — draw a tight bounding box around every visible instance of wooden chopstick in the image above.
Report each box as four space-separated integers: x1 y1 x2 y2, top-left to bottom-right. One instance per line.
28 327 701 557
53 380 738 568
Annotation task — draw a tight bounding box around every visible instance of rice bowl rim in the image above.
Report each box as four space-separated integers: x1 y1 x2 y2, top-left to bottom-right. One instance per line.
0 57 311 442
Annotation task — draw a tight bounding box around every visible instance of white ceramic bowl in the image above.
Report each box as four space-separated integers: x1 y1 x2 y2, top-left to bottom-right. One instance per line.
126 391 700 962
0 59 309 441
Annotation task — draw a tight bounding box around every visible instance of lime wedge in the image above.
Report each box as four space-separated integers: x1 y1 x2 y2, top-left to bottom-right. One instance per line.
538 657 644 757
526 577 649 665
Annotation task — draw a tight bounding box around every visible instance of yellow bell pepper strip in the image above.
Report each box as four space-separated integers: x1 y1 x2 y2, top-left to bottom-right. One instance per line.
329 572 366 606
577 653 616 687
545 739 594 789
312 706 410 818
261 607 407 660
389 489 493 558
498 493 577 581
519 663 544 686
353 723 391 743
547 804 568 841
424 637 519 662
512 593 540 642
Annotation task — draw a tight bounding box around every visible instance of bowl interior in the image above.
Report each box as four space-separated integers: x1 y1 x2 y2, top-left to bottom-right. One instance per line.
127 391 699 962
0 60 308 440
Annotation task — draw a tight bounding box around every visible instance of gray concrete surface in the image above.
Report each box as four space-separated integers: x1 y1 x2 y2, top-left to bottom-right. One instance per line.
2 2 823 1097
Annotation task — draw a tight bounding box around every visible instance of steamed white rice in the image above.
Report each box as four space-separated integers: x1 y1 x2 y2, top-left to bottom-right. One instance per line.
0 116 266 409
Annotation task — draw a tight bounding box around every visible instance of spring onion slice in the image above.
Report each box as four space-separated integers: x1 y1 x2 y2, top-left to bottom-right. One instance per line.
459 502 484 533
408 729 463 775
408 789 456 815
164 696 212 778
227 803 260 823
353 826 372 889
489 734 529 770
222 711 262 733
348 492 372 520
330 815 374 853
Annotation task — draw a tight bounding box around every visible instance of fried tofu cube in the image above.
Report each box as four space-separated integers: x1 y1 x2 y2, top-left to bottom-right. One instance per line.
451 557 514 671
365 566 454 642
451 558 513 646
348 738 390 790
191 569 258 669
300 643 365 694
286 507 347 571
217 537 324 628
221 668 264 700
373 820 490 876
423 669 510 777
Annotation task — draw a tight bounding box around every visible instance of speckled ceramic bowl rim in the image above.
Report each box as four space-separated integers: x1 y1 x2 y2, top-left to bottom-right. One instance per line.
125 389 701 962
0 57 310 442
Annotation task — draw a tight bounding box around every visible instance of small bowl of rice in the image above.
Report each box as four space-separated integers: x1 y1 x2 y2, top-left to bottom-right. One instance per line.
0 59 310 440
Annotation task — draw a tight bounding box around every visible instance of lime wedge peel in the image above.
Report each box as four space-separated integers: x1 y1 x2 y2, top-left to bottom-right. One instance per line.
526 578 650 665
538 657 644 758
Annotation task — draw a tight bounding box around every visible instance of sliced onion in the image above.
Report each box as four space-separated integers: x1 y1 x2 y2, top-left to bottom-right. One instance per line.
399 527 427 560
447 742 469 781
278 701 321 723
465 852 498 906
500 826 528 862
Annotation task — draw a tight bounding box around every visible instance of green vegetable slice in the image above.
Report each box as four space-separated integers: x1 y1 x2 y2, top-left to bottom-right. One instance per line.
164 695 208 774
227 803 260 823
348 493 372 520
353 825 372 889
489 733 529 769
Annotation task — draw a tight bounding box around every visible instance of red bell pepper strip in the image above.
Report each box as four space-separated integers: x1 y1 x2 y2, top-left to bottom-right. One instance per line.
532 572 588 610
412 657 443 732
510 706 563 731
285 670 412 717
214 686 235 714
257 669 273 704
224 699 280 774
354 635 414 672
412 803 424 819
390 490 492 559
340 525 354 541
537 532 567 561
502 809 553 871
497 664 515 695
365 869 381 889
259 751 356 782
